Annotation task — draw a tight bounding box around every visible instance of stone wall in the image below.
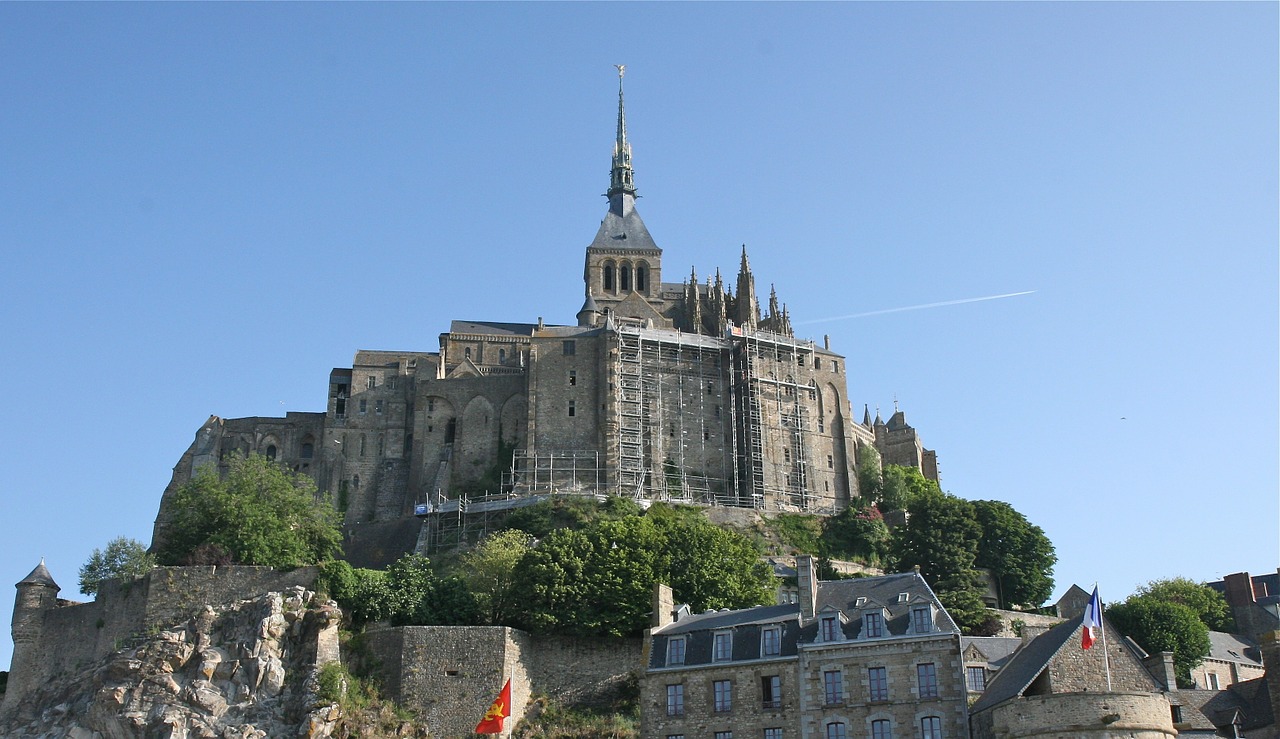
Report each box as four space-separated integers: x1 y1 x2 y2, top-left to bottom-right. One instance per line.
361 625 642 738
3 566 317 716
986 609 1065 638
977 691 1176 739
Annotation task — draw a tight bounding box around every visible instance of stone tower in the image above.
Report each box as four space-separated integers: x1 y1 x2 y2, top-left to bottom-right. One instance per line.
3 560 60 715
581 66 665 326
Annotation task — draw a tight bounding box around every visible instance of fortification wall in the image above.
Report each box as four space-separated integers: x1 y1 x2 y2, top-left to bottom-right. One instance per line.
361 625 642 737
977 691 1175 739
4 566 317 717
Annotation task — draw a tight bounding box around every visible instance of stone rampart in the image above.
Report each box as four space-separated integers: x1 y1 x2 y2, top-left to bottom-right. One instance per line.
360 625 642 737
982 691 1175 739
3 565 316 716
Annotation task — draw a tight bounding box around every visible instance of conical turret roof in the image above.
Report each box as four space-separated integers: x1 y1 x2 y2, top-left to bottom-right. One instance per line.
18 558 59 589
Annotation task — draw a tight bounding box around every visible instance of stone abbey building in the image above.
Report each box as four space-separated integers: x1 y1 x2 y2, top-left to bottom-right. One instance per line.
153 73 937 544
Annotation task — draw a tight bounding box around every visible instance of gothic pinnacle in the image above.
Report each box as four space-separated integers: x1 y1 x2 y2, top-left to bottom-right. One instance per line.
606 64 636 208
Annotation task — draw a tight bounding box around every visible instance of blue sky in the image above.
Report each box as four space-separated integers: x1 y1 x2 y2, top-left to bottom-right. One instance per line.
1 3 1275 670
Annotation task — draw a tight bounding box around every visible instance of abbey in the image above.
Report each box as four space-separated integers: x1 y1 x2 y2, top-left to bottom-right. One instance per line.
153 73 937 544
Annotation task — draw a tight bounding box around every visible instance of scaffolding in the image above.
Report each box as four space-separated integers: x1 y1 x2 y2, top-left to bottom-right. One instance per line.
734 326 826 512
615 325 733 502
508 449 601 493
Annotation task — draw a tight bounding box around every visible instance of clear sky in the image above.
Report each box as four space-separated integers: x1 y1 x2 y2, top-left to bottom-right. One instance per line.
1 3 1275 670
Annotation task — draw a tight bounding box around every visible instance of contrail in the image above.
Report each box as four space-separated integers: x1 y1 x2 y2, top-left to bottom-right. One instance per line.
796 290 1035 325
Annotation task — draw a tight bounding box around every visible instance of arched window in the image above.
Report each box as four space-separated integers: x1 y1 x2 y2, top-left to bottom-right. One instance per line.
620 264 632 291
265 444 277 461
499 348 506 363
301 439 315 459
636 263 648 292
603 264 615 291
464 347 472 360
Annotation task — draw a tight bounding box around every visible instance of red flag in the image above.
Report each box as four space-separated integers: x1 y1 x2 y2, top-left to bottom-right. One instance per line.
475 678 512 734
1081 586 1103 650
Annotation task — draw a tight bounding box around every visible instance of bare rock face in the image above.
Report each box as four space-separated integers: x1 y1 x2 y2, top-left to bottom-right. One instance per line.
1 586 345 739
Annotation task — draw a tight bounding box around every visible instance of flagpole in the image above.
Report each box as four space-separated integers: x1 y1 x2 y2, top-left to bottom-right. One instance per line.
1096 583 1112 691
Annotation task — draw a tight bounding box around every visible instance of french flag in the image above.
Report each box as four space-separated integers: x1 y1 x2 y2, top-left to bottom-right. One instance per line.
1081 586 1103 650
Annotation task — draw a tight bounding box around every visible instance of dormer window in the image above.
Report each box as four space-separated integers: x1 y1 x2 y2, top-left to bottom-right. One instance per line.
911 606 933 634
855 597 867 607
863 610 884 638
761 626 781 657
897 592 910 603
821 615 842 642
666 636 686 666
713 631 733 662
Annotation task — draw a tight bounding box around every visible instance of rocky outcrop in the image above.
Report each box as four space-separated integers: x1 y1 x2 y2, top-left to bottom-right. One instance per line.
1 586 343 739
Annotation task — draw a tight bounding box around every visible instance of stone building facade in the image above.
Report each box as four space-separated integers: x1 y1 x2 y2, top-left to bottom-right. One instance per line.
152 73 937 549
640 556 967 739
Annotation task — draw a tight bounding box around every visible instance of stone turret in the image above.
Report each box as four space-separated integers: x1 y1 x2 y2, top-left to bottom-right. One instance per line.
4 560 61 715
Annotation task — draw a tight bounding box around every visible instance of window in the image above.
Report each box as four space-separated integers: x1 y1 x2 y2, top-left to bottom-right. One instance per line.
667 736 685 739
715 733 733 739
562 340 576 356
761 626 781 656
665 684 684 716
359 435 366 457
636 264 647 292
871 719 892 739
367 375 376 389
427 398 435 412
335 398 346 419
864 611 884 638
1170 705 1183 724
1208 673 1220 690
965 666 987 693
568 370 577 386
621 264 632 291
375 400 383 415
868 667 888 701
713 631 732 661
832 361 839 373
814 358 821 369
825 723 847 739
713 679 732 712
604 264 615 291
764 730 783 739
568 401 576 417
707 381 715 393
265 444 277 461
823 670 842 705
821 616 840 642
827 455 834 469
911 606 932 633
377 436 384 456
388 376 396 389
917 663 938 699
666 637 686 666
920 717 941 739
359 399 368 415
761 675 781 709
301 442 314 459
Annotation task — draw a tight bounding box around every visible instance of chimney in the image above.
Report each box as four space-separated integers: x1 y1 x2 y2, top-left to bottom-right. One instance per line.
1142 651 1178 691
1223 572 1256 609
652 583 675 628
797 555 818 620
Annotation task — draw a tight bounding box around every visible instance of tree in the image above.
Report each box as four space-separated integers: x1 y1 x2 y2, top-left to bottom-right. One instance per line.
461 529 536 625
878 465 942 513
383 554 479 626
821 503 891 563
79 536 155 596
1107 597 1210 686
855 446 882 502
1131 577 1234 632
155 453 343 568
889 490 989 632
510 506 774 637
971 500 1057 609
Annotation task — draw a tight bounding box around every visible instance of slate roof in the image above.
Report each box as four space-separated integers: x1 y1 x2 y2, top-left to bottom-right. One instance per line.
961 636 1024 669
17 559 58 589
968 617 1082 714
587 205 660 253
1206 631 1263 667
648 571 959 671
448 321 541 336
1178 677 1275 733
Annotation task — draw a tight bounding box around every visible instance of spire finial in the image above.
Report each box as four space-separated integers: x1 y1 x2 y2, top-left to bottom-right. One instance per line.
607 65 636 211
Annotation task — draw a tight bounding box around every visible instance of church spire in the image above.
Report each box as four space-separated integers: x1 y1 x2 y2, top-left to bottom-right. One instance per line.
607 65 637 215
